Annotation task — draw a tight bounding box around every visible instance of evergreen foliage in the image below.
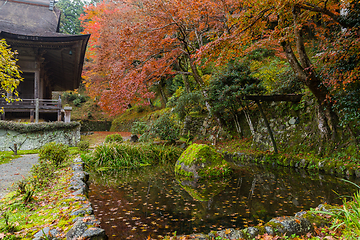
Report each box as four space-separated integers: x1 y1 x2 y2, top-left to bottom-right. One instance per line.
207 61 265 124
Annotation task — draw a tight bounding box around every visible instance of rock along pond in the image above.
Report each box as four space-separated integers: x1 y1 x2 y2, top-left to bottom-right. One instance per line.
88 163 360 239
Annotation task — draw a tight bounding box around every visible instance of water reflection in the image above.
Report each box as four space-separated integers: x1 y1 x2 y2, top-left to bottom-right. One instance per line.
88 164 359 239
176 174 229 202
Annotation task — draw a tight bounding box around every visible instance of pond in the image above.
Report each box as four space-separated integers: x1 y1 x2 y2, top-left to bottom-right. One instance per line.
88 163 360 239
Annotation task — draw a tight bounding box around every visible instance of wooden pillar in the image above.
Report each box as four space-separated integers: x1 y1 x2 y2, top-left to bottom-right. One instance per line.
57 95 62 121
30 109 34 122
35 98 39 123
57 110 62 121
34 69 40 99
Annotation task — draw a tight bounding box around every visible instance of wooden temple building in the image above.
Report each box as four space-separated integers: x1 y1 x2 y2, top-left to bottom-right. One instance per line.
0 0 90 121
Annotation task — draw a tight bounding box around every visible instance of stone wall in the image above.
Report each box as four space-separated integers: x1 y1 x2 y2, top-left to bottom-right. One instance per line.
185 98 324 152
0 122 80 151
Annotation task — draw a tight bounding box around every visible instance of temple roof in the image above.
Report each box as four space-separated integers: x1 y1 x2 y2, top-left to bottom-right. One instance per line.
0 0 90 91
0 0 61 36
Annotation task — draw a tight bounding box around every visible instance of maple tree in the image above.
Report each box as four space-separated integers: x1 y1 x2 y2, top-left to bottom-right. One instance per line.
80 0 237 115
0 39 22 103
196 0 360 145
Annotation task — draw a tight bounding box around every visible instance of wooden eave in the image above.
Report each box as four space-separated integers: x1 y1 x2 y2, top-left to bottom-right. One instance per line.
0 31 90 91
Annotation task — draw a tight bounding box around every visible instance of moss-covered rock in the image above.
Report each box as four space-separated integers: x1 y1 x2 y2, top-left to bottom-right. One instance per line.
175 143 231 178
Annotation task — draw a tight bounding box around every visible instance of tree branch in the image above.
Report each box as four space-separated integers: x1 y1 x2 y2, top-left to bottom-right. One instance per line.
280 41 307 82
229 7 274 34
295 2 353 28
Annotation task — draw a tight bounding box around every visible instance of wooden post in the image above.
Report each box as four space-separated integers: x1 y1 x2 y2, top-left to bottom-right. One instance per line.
35 98 39 123
255 100 278 154
13 144 17 155
30 109 34 122
57 110 62 121
57 95 62 121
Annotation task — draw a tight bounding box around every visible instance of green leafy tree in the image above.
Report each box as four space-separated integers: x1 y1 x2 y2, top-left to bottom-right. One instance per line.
152 113 180 143
56 0 85 35
207 61 265 136
167 90 205 121
0 39 22 103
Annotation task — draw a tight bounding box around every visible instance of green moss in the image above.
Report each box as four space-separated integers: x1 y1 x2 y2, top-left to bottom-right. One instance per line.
301 211 329 228
175 144 231 178
0 121 80 133
178 144 220 165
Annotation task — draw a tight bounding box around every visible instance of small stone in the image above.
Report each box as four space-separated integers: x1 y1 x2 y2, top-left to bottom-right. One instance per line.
71 171 89 183
73 157 84 164
72 163 84 171
81 227 107 240
289 117 298 125
130 134 139 142
300 159 308 168
73 195 87 201
355 169 360 178
246 227 260 238
69 180 88 192
295 211 307 218
72 187 87 196
187 233 208 240
66 220 88 240
33 227 60 240
264 226 274 235
70 206 93 216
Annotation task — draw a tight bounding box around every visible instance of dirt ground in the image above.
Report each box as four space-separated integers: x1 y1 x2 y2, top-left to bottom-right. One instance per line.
81 131 133 147
0 154 39 200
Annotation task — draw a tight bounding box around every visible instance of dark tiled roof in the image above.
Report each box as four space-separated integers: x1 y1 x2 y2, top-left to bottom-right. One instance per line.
0 0 61 36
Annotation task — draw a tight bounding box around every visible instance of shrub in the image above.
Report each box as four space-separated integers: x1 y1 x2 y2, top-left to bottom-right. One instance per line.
29 158 57 189
131 121 149 135
39 142 69 167
104 134 123 143
77 140 90 151
312 180 360 238
167 91 205 120
152 113 180 142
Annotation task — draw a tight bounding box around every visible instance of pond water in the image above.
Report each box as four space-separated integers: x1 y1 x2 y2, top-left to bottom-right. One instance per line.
88 163 360 239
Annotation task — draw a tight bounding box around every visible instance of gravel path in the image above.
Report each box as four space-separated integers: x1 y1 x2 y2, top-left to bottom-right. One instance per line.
0 154 39 200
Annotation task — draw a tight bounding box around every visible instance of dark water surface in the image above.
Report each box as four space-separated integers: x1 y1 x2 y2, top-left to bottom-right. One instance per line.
88 164 359 239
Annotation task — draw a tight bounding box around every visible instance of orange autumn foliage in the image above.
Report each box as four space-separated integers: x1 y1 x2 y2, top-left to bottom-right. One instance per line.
80 0 238 115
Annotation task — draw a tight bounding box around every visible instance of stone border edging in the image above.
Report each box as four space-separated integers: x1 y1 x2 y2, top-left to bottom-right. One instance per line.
65 157 108 240
32 156 108 240
225 151 360 179
176 204 334 240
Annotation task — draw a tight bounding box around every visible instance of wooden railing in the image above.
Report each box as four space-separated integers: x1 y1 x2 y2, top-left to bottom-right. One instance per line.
0 98 61 111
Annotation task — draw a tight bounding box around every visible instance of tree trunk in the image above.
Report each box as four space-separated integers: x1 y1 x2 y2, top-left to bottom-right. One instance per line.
158 83 167 107
244 109 256 138
279 6 339 144
256 100 278 154
233 113 243 138
182 74 190 93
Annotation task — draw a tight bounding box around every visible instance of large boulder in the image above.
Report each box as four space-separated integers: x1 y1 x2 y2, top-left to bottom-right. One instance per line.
175 143 231 178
